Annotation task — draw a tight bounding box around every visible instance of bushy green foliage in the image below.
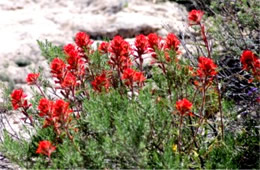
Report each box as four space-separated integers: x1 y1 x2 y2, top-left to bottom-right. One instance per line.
37 40 67 62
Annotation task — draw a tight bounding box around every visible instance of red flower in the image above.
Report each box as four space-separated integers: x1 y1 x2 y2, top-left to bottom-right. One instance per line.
64 44 81 70
176 98 193 116
147 33 161 51
109 35 131 57
38 99 72 130
38 98 53 117
240 50 258 71
26 73 40 85
11 89 29 110
133 71 146 87
36 140 56 158
52 99 72 121
197 56 217 79
188 10 204 25
64 44 77 56
50 58 66 80
122 68 145 87
164 33 180 51
91 72 111 92
98 41 109 54
75 32 93 48
108 36 132 72
61 72 77 89
255 59 260 68
254 59 260 78
122 68 136 86
135 34 148 56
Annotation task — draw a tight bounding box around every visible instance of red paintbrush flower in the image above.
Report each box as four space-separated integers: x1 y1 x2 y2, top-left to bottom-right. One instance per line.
188 10 204 25
197 56 217 79
38 98 53 117
91 72 111 92
36 140 56 158
26 73 40 85
50 58 66 80
164 33 180 51
98 41 109 54
10 89 30 110
75 32 93 48
176 98 193 116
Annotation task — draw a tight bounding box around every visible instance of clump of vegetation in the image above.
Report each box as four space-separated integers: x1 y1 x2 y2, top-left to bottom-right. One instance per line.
0 3 259 169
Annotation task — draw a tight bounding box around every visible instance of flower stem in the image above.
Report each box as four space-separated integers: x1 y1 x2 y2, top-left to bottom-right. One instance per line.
200 23 211 58
178 115 183 153
216 78 224 139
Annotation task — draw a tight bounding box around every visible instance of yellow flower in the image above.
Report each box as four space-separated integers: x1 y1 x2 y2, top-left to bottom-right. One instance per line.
172 144 177 152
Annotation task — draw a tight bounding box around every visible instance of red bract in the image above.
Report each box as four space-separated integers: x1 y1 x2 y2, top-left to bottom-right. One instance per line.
188 10 204 25
254 59 260 78
64 44 81 70
38 98 53 117
36 140 56 158
164 33 180 51
122 68 145 87
98 41 109 54
147 33 161 51
61 72 77 89
51 58 66 80
240 50 258 71
75 32 93 48
135 34 148 56
176 98 193 116
64 44 77 56
122 68 136 86
197 56 217 79
26 73 40 85
11 89 29 110
38 98 72 131
133 71 146 87
109 35 131 57
52 99 72 121
108 36 132 72
91 72 111 92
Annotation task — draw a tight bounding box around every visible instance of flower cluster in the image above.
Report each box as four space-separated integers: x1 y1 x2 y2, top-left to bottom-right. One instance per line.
75 31 93 49
188 9 204 25
9 9 255 166
26 73 40 85
108 35 132 73
50 33 93 97
121 68 146 88
36 140 56 158
91 72 111 92
38 98 72 135
10 89 33 125
240 50 260 80
11 89 30 110
175 98 193 116
98 41 109 54
75 31 93 59
134 34 149 57
134 34 149 71
197 56 217 79
147 33 162 51
164 33 180 52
